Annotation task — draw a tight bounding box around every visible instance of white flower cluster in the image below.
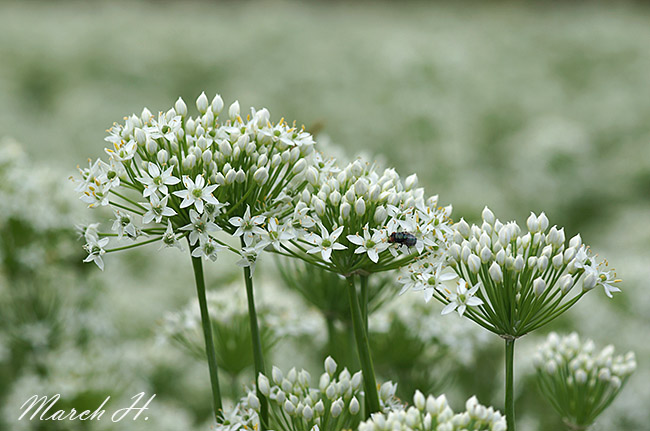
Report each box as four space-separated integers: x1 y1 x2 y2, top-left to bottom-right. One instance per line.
287 158 452 275
75 92 317 269
369 291 491 367
404 208 621 337
533 332 636 428
359 391 506 431
219 357 399 431
161 285 319 367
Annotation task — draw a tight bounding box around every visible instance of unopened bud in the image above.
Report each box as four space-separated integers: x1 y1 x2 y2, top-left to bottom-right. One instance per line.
196 92 209 114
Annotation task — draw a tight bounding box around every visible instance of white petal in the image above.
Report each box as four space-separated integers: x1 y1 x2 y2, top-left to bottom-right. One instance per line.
441 302 457 315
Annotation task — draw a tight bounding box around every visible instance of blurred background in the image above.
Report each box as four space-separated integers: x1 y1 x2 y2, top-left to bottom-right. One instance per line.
1 0 649 430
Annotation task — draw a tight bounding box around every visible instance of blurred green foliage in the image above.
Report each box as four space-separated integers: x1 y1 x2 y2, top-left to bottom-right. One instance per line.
1 1 650 430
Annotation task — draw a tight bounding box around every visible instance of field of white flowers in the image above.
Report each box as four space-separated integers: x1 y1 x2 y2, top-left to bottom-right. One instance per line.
1 1 649 430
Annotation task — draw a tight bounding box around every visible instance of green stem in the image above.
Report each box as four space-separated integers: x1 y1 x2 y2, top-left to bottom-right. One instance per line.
241 238 268 429
505 338 516 431
190 252 223 421
346 276 380 416
360 274 369 331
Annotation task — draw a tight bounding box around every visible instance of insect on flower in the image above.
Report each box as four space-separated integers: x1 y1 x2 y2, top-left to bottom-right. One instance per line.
388 231 417 247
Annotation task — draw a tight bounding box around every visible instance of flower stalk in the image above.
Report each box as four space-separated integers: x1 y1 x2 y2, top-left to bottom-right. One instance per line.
346 275 380 415
241 238 269 429
190 252 223 420
505 338 515 431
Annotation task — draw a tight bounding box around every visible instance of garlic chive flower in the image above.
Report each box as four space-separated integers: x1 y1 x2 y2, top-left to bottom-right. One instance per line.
173 174 219 214
410 208 621 338
359 390 506 431
75 92 319 267
218 356 398 431
533 332 636 429
284 160 451 276
440 279 484 317
305 224 347 263
82 230 109 271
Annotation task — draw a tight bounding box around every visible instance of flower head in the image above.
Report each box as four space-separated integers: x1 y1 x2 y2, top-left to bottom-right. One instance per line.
410 208 621 338
534 332 635 429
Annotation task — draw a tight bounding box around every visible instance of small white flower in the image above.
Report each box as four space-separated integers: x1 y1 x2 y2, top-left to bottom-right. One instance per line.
191 237 226 262
305 224 347 263
258 218 296 251
142 193 176 224
346 227 389 263
229 206 266 246
180 209 219 245
137 162 180 197
586 266 621 298
441 279 484 317
145 112 182 142
161 222 184 251
111 209 138 239
173 174 219 213
83 235 110 270
421 266 457 302
105 139 137 162
236 243 265 275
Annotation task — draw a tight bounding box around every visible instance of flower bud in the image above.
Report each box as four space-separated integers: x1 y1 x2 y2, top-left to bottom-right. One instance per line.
272 366 283 384
174 97 187 117
575 369 588 384
325 356 337 375
482 206 495 225
480 246 492 263
157 149 169 165
369 184 380 201
527 213 539 232
582 272 597 291
558 274 574 294
552 253 563 269
234 169 246 183
196 92 209 114
405 173 418 190
330 400 343 417
258 374 271 396
467 254 481 274
247 393 260 410
569 234 582 249
538 212 549 231
292 159 306 174
253 167 269 185
340 202 351 219
374 206 387 224
313 197 326 217
183 154 196 170
284 400 296 415
355 178 368 196
134 128 147 146
545 360 557 374
513 255 524 272
303 405 314 420
212 94 224 114
229 100 240 121
202 149 213 164
350 397 360 415
218 139 232 157
414 390 426 410
537 256 549 272
314 400 325 414
533 277 546 297
457 219 470 239
306 166 319 185
355 197 366 216
489 262 503 283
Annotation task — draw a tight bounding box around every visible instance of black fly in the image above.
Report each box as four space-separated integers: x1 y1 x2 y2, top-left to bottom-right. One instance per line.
388 232 417 247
